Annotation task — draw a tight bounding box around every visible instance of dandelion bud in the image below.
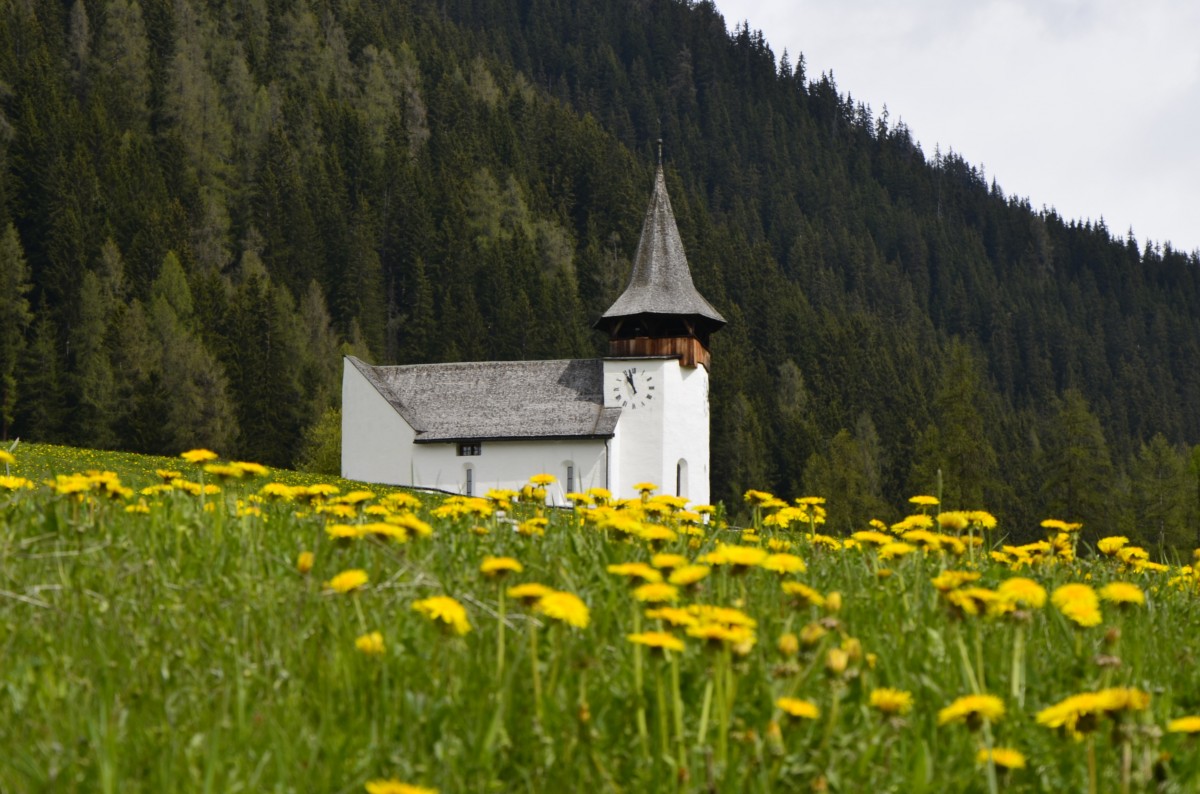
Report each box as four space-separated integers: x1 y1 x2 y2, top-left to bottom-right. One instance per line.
578 703 591 723
826 647 850 676
841 636 863 663
1105 626 1122 647
296 551 314 574
799 622 827 647
778 632 800 657
825 592 843 614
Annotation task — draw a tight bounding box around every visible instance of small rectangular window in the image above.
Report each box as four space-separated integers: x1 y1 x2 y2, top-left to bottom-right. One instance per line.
465 467 474 496
457 442 481 456
566 465 575 493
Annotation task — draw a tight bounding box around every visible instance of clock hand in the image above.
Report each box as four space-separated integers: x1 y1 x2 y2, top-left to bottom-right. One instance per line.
625 373 637 394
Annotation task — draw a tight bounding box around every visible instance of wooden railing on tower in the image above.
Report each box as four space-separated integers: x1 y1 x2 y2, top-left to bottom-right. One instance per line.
607 336 710 369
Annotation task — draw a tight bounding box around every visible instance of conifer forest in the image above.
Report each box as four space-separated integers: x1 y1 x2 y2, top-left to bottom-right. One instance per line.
3 0 1200 548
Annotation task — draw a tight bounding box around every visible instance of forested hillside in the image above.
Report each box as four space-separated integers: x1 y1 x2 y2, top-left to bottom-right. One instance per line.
2 0 1199 548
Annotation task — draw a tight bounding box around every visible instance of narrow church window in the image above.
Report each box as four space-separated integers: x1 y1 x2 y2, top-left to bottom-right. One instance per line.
566 464 575 493
465 466 474 496
457 442 481 456
676 459 688 498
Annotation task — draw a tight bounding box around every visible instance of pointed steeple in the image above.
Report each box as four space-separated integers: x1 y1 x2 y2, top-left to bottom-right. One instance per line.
595 160 725 367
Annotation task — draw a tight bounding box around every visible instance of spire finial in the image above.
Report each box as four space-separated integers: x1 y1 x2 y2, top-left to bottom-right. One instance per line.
657 138 663 166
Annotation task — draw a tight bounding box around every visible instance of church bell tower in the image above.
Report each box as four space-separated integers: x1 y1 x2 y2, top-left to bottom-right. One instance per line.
597 149 725 502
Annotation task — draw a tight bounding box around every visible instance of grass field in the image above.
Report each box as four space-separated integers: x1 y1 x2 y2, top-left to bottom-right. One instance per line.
2 442 1200 793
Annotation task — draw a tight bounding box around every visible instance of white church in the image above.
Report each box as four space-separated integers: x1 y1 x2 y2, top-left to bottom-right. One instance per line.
341 160 725 504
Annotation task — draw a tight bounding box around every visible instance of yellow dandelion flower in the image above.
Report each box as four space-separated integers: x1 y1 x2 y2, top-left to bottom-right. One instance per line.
650 553 689 569
535 591 590 628
507 582 554 606
297 551 314 574
480 556 523 577
0 450 14 465
1087 688 1150 716
230 461 269 477
180 448 219 464
851 530 894 546
632 583 679 603
799 622 827 646
909 495 939 507
1099 581 1145 606
607 562 663 583
997 577 1047 609
1051 583 1102 627
870 688 914 715
778 632 800 656
355 631 386 655
701 543 767 568
645 606 699 627
878 541 917 561
782 581 825 607
761 553 807 575
1042 518 1083 533
627 631 685 653
528 473 557 486
517 517 548 536
945 587 1001 618
1035 689 1147 738
966 511 998 530
937 694 1005 729
668 564 711 586
689 604 757 628
637 524 678 544
1167 716 1200 734
326 569 369 593
1097 536 1129 556
825 647 850 675
776 697 820 720
632 482 658 495
382 492 423 510
412 596 471 635
977 747 1026 770
743 489 776 505
938 512 970 532
686 623 756 647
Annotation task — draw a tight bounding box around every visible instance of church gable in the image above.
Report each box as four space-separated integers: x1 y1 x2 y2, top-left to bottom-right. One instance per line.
346 356 621 443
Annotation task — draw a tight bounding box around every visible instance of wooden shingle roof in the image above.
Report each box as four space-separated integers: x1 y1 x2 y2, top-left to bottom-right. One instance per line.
596 164 725 334
347 356 621 443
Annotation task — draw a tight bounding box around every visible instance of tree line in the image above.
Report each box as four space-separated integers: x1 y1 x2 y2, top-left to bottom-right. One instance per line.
2 0 1200 550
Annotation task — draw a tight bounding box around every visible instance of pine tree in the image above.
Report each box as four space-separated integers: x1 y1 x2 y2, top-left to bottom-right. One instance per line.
0 225 33 438
1039 389 1115 540
1128 434 1188 550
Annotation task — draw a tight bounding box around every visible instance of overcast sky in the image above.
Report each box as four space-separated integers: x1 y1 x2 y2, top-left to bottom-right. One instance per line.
715 0 1200 255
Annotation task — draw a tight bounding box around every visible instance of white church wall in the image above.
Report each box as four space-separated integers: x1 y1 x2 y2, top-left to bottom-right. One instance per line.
410 439 607 504
341 360 417 485
603 357 711 505
663 363 710 505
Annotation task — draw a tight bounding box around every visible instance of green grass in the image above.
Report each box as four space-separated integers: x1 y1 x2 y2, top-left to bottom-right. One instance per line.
2 444 1200 792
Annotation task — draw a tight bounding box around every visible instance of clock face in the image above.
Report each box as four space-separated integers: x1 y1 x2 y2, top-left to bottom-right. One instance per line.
611 366 656 410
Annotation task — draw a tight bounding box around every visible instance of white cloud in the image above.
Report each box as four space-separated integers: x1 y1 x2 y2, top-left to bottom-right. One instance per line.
716 0 1200 252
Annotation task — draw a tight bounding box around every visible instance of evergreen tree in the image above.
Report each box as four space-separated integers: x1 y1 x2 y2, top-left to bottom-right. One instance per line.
69 270 117 448
0 225 32 438
1039 389 1115 540
1128 434 1189 550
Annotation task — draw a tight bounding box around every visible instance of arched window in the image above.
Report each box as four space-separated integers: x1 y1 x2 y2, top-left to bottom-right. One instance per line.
564 462 576 494
676 459 688 498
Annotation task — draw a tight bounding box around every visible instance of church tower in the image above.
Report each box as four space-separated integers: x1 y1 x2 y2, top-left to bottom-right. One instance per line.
598 153 725 502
